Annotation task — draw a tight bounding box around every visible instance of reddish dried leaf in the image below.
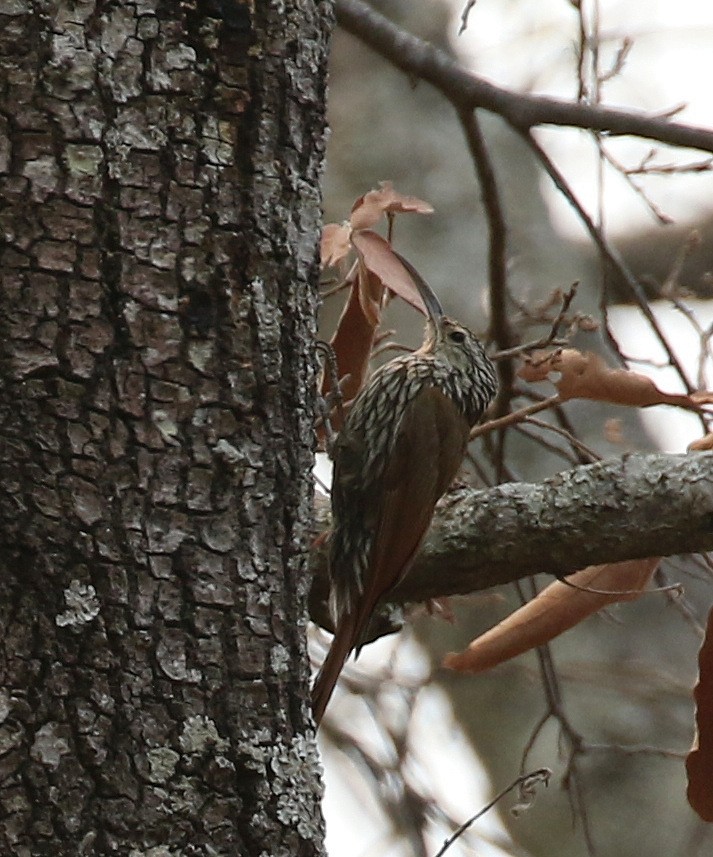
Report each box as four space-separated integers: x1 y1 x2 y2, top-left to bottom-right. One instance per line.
321 274 377 423
691 391 713 405
690 433 713 451
443 558 660 674
518 348 713 409
604 418 624 445
351 230 429 315
321 222 352 268
350 181 434 231
356 256 383 328
687 607 713 822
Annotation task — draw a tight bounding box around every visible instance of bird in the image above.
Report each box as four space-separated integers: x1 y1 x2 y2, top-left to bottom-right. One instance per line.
312 255 498 725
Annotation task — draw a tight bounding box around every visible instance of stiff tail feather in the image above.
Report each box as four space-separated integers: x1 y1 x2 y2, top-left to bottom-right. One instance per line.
311 610 362 725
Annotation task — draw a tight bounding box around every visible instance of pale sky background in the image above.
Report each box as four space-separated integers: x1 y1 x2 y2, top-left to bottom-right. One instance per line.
320 3 713 855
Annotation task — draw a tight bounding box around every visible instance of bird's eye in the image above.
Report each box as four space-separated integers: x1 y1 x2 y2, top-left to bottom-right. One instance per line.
449 330 466 343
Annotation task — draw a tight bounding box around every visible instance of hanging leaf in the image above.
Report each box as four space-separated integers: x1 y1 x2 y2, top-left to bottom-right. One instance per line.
350 180 434 231
518 348 713 410
686 607 713 822
689 433 713 451
321 222 352 268
443 558 660 674
351 230 431 315
321 273 377 425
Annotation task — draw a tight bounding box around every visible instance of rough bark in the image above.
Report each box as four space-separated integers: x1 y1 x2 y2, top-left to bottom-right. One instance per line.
310 452 713 629
0 1 331 855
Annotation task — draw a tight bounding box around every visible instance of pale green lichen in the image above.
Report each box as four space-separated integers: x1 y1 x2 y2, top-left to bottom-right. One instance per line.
56 580 100 628
152 409 180 446
270 644 290 675
188 341 213 372
179 715 228 755
213 438 243 465
156 637 201 683
129 847 178 857
30 722 70 769
0 689 10 725
236 729 269 774
269 733 323 840
65 144 103 176
146 747 179 784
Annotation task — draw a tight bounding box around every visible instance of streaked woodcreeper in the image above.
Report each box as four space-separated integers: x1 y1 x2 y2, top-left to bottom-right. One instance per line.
312 257 498 724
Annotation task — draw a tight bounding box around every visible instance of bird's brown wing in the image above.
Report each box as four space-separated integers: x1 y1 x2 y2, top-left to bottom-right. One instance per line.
360 385 470 614
312 386 469 724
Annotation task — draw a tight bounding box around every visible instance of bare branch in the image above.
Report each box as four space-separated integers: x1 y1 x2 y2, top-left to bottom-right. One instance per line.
432 768 551 857
459 110 513 352
310 452 713 624
335 0 713 154
459 108 515 475
520 130 697 396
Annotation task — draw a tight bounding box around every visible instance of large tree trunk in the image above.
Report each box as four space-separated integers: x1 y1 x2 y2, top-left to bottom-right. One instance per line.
0 2 331 854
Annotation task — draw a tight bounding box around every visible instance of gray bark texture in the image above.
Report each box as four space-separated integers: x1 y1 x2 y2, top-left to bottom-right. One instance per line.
0 1 331 855
309 452 713 629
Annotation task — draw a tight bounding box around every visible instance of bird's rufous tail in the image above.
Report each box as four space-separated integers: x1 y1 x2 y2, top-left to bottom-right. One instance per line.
311 610 361 725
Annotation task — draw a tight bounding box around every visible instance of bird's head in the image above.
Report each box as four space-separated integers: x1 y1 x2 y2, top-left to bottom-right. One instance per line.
393 251 492 375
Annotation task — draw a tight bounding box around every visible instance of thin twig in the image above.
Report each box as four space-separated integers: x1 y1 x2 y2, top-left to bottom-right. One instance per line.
458 0 477 35
469 395 562 440
524 415 601 462
599 146 675 225
625 149 713 176
490 282 579 361
431 768 552 857
320 278 353 299
458 108 515 477
555 571 682 599
520 129 697 397
492 338 569 361
513 422 582 466
527 596 596 854
458 110 514 353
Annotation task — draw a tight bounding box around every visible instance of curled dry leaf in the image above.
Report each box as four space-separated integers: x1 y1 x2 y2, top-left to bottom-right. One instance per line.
321 273 377 423
356 255 384 328
321 222 352 269
351 230 430 316
350 180 434 232
518 348 713 409
443 557 660 674
320 184 436 431
689 432 713 452
686 607 713 822
604 418 624 445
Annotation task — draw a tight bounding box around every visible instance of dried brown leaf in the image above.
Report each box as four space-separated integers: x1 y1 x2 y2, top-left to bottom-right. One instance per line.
356 257 383 328
687 607 713 822
691 391 713 405
443 558 660 674
689 433 713 451
321 222 353 269
518 348 712 409
321 274 377 423
350 181 434 231
351 230 429 315
604 418 624 445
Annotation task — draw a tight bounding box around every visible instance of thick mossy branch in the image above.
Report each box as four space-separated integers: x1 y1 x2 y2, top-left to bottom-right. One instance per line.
310 452 713 628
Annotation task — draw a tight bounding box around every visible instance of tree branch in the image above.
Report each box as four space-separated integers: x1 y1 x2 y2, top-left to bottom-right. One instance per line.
519 129 697 398
310 452 713 627
335 0 713 154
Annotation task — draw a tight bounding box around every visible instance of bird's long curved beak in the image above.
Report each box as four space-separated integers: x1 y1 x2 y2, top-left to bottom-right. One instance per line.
391 250 444 326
